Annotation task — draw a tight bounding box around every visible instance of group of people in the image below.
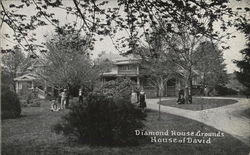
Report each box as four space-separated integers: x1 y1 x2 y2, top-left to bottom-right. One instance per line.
131 89 147 112
50 88 69 111
177 89 185 104
51 87 147 112
177 87 193 104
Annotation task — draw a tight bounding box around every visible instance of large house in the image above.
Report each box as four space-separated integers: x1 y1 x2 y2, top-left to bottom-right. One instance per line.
99 53 201 97
14 52 201 99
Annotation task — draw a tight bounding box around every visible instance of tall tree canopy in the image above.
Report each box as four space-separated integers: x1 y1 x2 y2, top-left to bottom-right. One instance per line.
234 23 250 96
193 41 228 94
1 45 31 90
134 29 178 97
0 0 248 55
40 28 96 91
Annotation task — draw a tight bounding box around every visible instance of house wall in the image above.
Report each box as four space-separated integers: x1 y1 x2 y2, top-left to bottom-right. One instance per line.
118 64 138 75
16 80 48 99
16 81 34 99
102 63 181 98
141 78 179 98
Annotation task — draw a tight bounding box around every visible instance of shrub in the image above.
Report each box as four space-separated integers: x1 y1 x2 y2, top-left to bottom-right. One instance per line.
96 78 137 101
53 92 146 146
26 91 37 104
1 88 21 119
214 85 238 96
240 88 250 98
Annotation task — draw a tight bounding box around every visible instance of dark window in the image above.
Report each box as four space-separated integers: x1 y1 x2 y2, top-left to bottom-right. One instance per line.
27 81 32 88
119 65 136 71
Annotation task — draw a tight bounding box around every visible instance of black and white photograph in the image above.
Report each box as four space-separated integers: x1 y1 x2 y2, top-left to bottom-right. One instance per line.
0 0 250 154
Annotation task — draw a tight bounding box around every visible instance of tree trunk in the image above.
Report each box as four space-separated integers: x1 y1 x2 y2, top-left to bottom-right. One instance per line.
184 84 189 104
158 95 161 120
202 72 206 96
189 76 192 104
159 78 164 97
158 77 164 120
184 71 192 104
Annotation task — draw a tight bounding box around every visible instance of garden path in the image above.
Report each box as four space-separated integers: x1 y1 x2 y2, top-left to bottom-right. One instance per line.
146 97 250 146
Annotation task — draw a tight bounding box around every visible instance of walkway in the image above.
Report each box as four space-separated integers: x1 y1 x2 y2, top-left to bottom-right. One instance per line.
146 97 250 146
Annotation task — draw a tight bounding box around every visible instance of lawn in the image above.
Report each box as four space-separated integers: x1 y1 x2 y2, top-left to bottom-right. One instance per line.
2 100 249 155
160 98 237 111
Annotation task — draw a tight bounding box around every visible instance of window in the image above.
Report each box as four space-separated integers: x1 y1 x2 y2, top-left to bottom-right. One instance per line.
119 65 127 71
17 82 22 89
119 65 136 71
192 77 197 85
27 81 33 89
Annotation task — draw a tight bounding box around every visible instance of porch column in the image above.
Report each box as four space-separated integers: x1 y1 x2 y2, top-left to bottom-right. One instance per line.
136 64 139 74
16 82 19 93
137 64 140 87
31 81 34 90
137 77 140 87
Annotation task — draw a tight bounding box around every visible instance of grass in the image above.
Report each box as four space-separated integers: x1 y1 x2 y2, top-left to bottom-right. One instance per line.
160 98 237 111
2 100 249 155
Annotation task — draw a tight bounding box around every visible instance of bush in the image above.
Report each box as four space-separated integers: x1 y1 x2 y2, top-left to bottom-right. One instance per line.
53 92 146 146
22 98 41 107
240 88 250 98
1 88 21 119
214 85 238 96
96 78 137 101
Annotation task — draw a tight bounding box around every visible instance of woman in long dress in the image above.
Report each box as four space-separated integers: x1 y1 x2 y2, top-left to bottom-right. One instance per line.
131 89 138 105
139 89 146 112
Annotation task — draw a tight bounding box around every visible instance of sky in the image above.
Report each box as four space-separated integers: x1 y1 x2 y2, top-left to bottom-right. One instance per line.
1 0 249 73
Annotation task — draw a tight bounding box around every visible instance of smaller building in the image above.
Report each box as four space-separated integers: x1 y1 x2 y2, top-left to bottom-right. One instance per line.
14 60 49 99
14 73 36 94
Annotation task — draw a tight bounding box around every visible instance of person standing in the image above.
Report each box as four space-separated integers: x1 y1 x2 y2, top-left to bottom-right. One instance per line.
58 90 62 106
131 89 138 105
65 89 70 108
139 89 146 112
177 89 184 104
61 89 67 109
79 88 83 104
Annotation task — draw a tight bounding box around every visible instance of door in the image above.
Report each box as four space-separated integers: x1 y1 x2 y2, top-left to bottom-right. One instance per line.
166 79 176 97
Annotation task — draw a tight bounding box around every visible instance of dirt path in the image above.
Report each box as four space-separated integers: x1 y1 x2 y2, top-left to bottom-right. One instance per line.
146 97 250 146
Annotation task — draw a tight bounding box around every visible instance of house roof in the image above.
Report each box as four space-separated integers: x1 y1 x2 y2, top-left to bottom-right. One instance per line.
97 52 124 61
97 52 140 63
102 70 118 75
102 73 138 77
114 58 140 65
14 73 38 81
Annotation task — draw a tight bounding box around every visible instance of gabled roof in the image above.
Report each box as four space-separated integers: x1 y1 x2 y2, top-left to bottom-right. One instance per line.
114 58 140 65
14 73 38 81
97 52 140 63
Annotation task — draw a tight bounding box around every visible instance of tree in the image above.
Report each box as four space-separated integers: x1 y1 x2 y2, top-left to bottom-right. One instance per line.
234 23 250 97
149 25 205 104
0 0 248 102
93 51 113 75
134 29 178 119
40 28 96 95
0 0 247 55
1 45 30 90
193 41 228 95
